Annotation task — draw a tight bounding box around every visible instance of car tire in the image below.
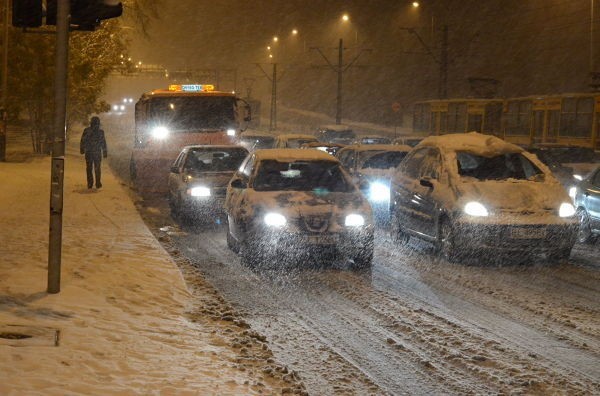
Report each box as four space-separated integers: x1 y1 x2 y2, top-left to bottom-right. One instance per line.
241 240 261 269
548 247 572 264
226 228 239 254
351 249 373 271
439 218 461 262
577 208 596 244
390 211 409 245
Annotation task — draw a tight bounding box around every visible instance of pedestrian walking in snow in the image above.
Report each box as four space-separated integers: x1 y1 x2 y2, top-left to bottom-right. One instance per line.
80 116 107 189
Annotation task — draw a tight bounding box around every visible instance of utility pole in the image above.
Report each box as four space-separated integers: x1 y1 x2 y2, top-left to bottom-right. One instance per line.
439 25 448 99
0 0 8 162
312 39 371 125
48 0 70 294
256 63 284 131
402 24 448 99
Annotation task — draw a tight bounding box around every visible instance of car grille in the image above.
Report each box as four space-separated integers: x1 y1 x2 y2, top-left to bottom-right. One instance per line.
298 214 331 232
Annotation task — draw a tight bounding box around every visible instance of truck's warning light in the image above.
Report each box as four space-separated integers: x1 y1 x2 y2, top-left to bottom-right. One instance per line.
168 84 215 92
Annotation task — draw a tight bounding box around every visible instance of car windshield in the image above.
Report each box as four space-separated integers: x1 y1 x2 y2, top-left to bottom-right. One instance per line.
456 152 544 181
361 137 391 144
240 136 274 150
184 147 248 172
286 138 317 148
321 130 356 141
361 151 408 169
253 160 352 192
148 96 236 131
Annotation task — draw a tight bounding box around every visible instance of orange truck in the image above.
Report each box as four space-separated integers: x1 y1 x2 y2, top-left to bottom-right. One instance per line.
130 84 251 193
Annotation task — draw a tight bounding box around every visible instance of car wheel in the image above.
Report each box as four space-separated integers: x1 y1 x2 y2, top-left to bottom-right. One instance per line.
439 219 461 262
226 227 239 254
390 211 409 244
350 249 373 271
241 240 261 269
548 247 572 264
577 208 596 244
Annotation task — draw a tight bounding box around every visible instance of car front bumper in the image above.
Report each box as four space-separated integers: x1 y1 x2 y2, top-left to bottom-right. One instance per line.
452 220 578 254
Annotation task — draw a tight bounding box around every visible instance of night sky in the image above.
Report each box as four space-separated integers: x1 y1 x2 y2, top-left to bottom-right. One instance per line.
123 0 599 124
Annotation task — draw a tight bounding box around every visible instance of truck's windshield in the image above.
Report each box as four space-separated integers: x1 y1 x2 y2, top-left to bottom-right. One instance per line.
148 96 236 131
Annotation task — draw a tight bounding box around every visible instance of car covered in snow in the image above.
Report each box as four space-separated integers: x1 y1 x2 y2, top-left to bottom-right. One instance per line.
224 149 374 269
315 124 356 145
389 132 579 262
336 144 412 223
168 145 249 222
239 131 275 152
572 164 600 243
273 133 319 149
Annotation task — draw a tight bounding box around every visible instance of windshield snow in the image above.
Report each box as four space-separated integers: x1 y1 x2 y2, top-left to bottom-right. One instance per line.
253 160 352 192
457 152 544 181
185 147 247 172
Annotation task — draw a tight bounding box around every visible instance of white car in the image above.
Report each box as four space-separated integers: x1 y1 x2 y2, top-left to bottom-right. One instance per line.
390 132 579 263
224 149 374 270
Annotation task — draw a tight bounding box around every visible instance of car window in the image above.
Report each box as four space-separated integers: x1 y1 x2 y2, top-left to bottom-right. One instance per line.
399 148 429 179
337 149 355 170
361 151 408 169
457 152 544 181
253 160 352 192
421 149 442 179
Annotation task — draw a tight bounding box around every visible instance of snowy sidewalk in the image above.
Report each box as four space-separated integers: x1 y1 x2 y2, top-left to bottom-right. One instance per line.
0 141 293 394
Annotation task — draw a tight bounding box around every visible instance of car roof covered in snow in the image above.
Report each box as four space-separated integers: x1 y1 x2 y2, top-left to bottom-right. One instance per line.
254 148 340 162
418 132 523 156
341 144 413 152
276 133 317 140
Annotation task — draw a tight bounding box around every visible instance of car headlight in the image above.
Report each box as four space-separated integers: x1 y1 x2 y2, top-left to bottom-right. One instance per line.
568 186 577 200
369 181 390 203
345 213 365 227
189 186 211 197
464 201 489 217
264 213 286 227
573 174 583 181
559 202 576 217
151 126 170 140
226 128 236 136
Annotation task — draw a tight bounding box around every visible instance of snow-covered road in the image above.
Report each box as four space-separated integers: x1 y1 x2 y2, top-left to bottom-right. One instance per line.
135 195 600 395
104 114 599 394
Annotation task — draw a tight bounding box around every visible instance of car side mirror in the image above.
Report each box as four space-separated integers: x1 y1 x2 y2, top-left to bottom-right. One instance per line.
231 179 247 189
170 165 179 174
420 178 434 188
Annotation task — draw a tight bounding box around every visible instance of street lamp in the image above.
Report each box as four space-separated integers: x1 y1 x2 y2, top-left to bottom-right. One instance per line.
273 36 278 42
292 28 298 35
342 14 349 22
412 2 420 8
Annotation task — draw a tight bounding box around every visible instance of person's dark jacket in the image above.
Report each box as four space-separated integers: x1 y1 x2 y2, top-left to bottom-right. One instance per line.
80 127 107 157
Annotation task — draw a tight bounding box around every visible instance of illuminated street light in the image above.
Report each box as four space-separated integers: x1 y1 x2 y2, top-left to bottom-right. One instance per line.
269 54 273 58
292 29 298 35
273 36 278 42
342 14 349 22
267 46 271 50
412 1 420 8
